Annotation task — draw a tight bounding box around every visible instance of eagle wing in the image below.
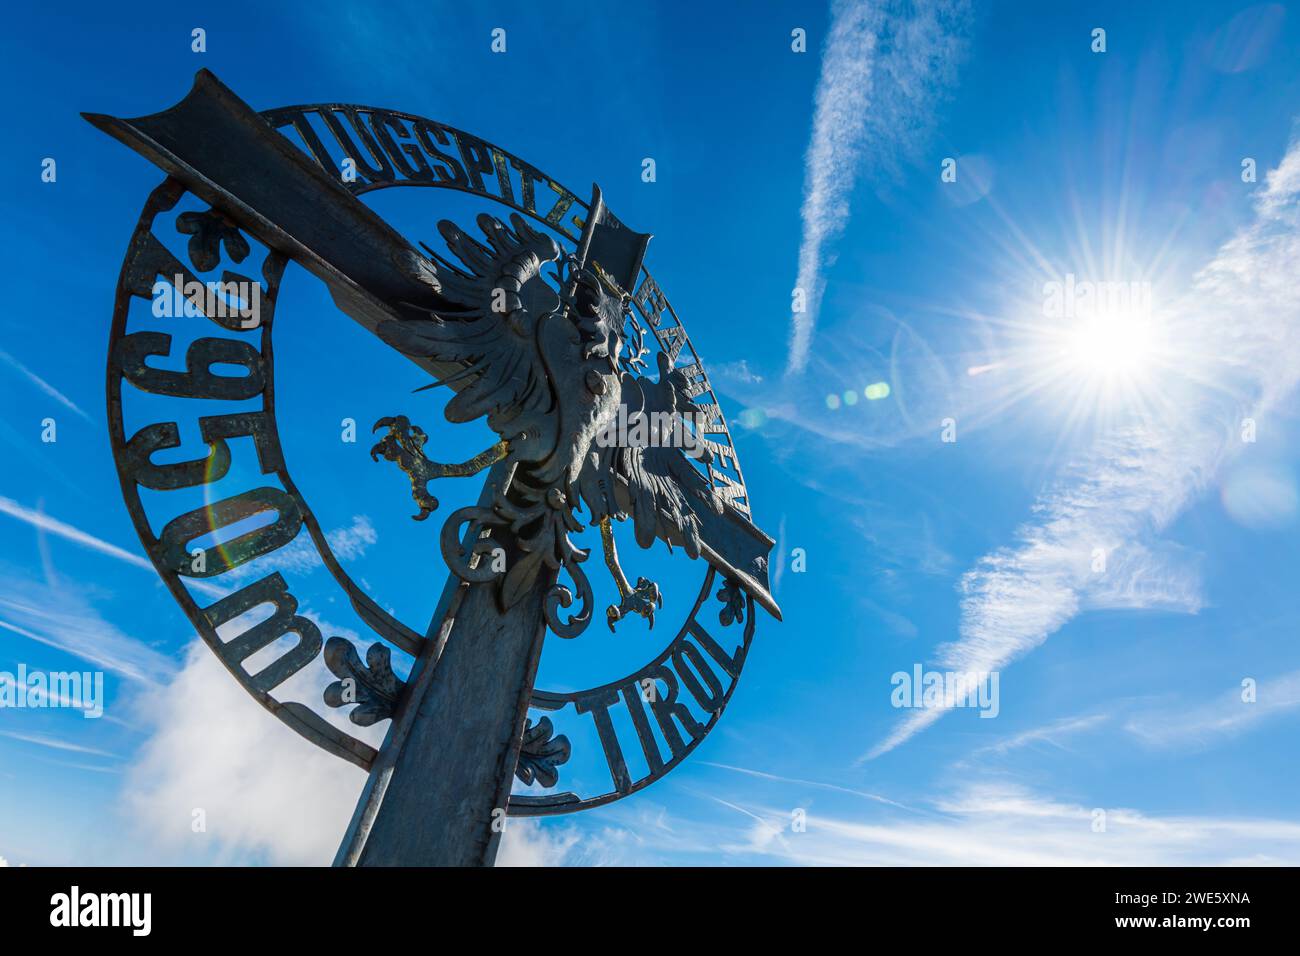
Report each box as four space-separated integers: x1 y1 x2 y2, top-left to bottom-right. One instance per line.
377 212 561 438
577 351 723 558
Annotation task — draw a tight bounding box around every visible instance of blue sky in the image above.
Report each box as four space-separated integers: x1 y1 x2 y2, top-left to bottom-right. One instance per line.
5 0 1300 866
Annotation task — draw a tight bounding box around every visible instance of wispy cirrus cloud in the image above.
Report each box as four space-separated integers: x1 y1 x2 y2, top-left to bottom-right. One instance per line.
700 760 917 811
502 781 1300 866
969 713 1110 759
714 782 1300 866
0 495 227 599
868 136 1300 757
0 498 374 599
0 731 120 760
787 0 970 375
0 496 154 572
0 349 91 423
1125 669 1300 749
0 573 177 685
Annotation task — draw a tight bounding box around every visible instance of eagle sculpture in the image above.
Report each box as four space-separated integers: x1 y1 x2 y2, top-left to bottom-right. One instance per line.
367 190 722 638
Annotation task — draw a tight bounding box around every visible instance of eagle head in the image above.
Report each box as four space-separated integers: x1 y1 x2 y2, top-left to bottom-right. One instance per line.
570 267 625 367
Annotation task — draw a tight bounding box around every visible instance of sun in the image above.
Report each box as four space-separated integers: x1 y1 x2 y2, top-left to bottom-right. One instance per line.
946 184 1206 447
960 282 1184 448
1061 310 1156 380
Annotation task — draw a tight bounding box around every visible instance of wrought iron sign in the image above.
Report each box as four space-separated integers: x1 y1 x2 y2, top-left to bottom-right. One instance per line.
86 70 781 864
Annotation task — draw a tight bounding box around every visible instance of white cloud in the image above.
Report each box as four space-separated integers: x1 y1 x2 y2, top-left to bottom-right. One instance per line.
496 819 582 866
787 0 970 375
326 515 378 560
709 359 763 386
220 514 377 581
121 637 632 867
121 638 383 866
869 135 1300 757
496 805 687 867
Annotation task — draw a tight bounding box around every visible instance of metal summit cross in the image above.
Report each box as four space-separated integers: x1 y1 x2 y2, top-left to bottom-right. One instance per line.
86 71 781 866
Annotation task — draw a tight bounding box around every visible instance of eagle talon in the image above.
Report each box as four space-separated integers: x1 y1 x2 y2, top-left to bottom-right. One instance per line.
606 576 663 632
369 414 508 520
369 415 426 463
599 516 663 632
